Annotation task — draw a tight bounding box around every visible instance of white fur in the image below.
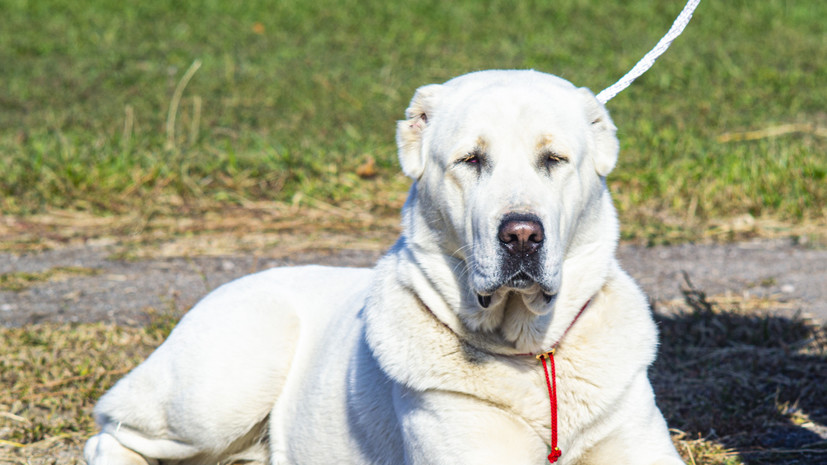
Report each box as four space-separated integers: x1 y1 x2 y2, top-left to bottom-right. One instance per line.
85 70 684 465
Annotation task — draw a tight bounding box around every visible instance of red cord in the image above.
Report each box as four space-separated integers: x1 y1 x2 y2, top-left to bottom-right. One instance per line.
534 299 590 463
539 351 561 463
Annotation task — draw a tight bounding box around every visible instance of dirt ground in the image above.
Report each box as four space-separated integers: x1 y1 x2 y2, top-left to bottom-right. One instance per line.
1 237 825 327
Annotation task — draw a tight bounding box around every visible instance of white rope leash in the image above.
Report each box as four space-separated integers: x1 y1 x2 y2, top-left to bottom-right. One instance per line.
595 0 701 104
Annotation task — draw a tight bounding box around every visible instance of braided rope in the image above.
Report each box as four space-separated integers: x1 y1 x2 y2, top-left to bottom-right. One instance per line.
596 0 702 104
539 352 562 464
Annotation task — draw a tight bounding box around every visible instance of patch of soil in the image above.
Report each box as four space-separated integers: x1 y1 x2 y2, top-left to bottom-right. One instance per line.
1 237 824 327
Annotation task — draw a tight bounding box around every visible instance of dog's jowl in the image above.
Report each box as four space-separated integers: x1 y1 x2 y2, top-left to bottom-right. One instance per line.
85 70 685 465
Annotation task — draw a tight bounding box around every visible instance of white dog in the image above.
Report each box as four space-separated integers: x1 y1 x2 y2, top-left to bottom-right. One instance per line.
85 70 684 465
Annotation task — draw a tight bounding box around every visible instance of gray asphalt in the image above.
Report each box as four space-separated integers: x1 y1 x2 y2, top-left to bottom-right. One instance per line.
1 238 825 327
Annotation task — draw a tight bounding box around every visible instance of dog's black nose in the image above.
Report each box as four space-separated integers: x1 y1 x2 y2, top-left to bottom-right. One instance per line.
498 214 544 255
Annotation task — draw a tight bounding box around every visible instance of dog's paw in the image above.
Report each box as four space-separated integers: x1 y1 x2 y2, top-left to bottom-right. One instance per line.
85 433 156 465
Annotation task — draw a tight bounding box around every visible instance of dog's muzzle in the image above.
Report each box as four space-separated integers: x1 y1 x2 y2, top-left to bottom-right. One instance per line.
476 213 555 308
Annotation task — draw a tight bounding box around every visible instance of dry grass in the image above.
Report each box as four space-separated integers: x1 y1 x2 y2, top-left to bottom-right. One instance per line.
0 267 102 292
1 283 825 464
0 312 177 464
0 199 404 258
2 204 824 260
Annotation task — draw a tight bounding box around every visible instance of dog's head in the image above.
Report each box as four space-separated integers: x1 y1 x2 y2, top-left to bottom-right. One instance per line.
397 70 619 346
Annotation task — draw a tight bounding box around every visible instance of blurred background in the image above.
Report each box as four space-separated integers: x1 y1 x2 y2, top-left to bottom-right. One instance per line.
1 0 824 245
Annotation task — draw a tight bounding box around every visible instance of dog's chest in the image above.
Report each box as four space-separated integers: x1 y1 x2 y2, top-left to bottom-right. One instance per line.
440 343 631 450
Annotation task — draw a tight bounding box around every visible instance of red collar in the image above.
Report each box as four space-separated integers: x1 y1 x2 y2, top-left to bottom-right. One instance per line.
517 298 591 358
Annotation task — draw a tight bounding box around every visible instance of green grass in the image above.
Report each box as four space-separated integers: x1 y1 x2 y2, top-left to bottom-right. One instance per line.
0 0 824 237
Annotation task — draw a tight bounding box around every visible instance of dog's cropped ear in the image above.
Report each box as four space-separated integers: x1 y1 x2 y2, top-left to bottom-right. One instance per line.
396 84 443 179
578 87 619 177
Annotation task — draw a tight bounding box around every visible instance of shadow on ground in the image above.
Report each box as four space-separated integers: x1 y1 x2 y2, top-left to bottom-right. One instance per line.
651 280 827 465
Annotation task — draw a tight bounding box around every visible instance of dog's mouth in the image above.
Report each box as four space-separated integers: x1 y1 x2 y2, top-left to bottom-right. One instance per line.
476 272 556 309
505 271 536 290
476 291 555 309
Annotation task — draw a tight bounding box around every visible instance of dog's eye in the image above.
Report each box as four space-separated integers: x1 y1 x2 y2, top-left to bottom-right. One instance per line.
544 151 568 168
459 150 483 166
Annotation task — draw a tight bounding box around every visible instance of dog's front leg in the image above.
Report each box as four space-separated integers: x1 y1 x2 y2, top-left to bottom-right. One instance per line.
579 372 685 465
393 386 546 464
